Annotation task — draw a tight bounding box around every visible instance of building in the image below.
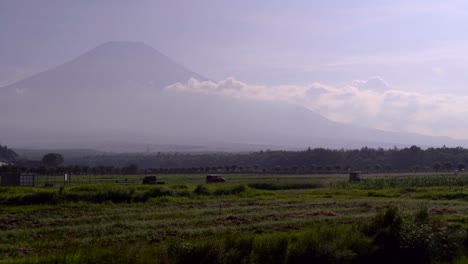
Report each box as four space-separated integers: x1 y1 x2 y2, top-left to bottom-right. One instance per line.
0 172 36 187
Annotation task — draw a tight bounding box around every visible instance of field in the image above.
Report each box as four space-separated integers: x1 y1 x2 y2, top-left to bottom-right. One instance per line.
2 173 468 263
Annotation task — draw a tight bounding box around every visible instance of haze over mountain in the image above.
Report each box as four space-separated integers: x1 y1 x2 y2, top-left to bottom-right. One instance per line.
1 41 205 95
0 41 465 151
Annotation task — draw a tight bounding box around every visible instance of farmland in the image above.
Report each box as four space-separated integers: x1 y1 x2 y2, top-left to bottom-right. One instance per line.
2 173 468 263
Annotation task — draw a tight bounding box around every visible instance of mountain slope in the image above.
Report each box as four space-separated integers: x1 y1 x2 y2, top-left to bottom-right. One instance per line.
0 41 465 150
1 41 204 95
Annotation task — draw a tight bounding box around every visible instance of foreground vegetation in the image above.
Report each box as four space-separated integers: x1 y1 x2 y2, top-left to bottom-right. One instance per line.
2 173 468 263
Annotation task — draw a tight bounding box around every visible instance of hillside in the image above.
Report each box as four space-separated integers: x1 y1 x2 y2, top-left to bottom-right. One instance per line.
0 41 465 150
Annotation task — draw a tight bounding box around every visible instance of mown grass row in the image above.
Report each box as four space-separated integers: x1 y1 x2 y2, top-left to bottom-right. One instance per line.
0 182 323 206
334 175 468 190
3 207 467 264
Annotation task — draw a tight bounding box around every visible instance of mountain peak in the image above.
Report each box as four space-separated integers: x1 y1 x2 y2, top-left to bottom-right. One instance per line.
78 41 175 65
88 41 158 55
2 41 205 94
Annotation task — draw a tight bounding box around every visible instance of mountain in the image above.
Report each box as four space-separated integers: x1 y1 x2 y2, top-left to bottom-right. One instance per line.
1 41 204 95
0 41 466 151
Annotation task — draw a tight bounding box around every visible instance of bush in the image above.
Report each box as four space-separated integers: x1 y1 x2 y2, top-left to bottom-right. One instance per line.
16 191 58 205
222 234 254 264
142 176 157 184
167 239 223 264
214 184 247 196
133 187 176 202
193 185 211 195
414 206 429 223
251 233 289 264
288 226 372 263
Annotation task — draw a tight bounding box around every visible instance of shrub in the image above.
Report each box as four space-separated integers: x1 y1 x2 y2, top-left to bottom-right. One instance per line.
16 191 58 205
214 184 247 196
251 233 289 264
288 226 372 263
193 185 211 195
414 206 429 223
142 176 157 184
222 234 254 264
133 187 176 202
167 239 223 264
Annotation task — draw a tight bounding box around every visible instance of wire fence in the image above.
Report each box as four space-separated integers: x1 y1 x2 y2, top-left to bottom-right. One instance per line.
33 174 146 188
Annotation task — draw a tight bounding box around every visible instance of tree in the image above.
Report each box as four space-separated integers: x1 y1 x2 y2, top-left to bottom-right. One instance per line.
0 145 18 162
122 163 138 174
385 164 392 172
444 162 453 172
433 162 441 172
457 163 465 172
42 153 64 167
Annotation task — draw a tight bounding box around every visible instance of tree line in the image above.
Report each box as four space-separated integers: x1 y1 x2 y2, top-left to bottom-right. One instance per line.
2 144 468 174
67 145 468 173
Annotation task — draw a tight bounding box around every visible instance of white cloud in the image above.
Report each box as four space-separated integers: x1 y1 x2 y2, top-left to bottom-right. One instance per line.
166 78 468 139
352 77 391 91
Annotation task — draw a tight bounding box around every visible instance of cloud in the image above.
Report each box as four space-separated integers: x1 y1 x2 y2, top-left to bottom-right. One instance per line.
166 77 468 139
352 77 391 91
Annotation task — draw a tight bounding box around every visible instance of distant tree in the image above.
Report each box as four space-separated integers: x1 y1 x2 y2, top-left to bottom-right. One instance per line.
38 165 48 175
385 165 392 172
433 162 441 172
292 165 298 174
41 153 64 167
457 163 465 172
275 166 281 173
0 145 18 162
231 165 237 172
82 166 90 174
444 162 453 172
122 163 138 174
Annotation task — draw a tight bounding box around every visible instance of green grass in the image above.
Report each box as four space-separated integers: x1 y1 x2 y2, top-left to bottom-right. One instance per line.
2 173 468 263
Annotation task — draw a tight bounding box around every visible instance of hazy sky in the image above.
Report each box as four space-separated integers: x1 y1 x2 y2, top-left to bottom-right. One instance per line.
2 0 468 138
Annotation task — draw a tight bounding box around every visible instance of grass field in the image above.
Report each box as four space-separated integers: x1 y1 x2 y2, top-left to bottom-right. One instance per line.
2 173 468 263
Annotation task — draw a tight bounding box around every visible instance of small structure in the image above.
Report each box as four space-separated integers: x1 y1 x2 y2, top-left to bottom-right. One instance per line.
349 171 363 182
142 175 157 184
206 174 226 183
1 172 36 187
